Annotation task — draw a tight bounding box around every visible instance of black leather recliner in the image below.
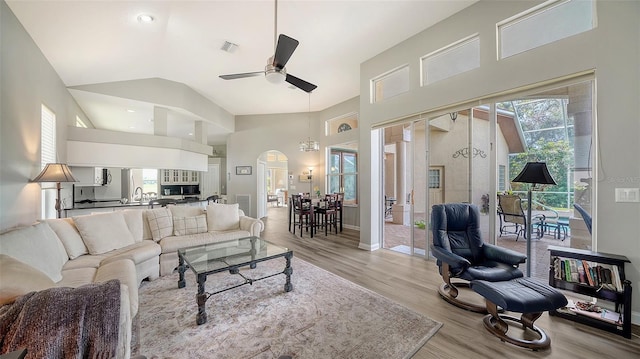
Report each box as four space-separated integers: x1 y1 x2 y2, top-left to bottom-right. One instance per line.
430 203 527 312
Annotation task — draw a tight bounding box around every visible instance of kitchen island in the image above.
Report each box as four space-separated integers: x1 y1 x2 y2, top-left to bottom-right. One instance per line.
63 198 209 217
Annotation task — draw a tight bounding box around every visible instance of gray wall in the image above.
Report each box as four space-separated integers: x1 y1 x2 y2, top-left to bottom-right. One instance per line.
1 1 87 229
358 0 640 319
229 97 359 227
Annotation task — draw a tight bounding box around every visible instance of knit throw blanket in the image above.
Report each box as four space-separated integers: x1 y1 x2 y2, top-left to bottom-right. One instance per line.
0 279 121 359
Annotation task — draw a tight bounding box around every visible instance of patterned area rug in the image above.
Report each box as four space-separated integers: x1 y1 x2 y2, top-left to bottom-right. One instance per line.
136 257 442 358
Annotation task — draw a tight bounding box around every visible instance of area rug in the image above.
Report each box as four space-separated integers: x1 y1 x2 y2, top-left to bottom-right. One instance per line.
136 257 442 359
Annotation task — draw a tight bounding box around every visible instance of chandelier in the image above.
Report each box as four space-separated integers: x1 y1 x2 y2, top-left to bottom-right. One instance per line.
299 92 319 152
299 137 319 152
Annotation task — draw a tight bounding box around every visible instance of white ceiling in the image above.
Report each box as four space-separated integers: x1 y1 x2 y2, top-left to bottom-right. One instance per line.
7 0 477 145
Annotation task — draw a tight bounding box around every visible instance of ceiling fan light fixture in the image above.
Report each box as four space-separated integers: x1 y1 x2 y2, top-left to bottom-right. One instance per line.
265 65 286 84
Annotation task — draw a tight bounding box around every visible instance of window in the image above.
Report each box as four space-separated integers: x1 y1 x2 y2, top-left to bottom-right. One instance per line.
328 149 357 205
499 165 506 191
421 34 480 86
428 169 441 189
75 116 88 128
498 0 595 59
41 105 56 218
371 65 410 103
326 112 358 136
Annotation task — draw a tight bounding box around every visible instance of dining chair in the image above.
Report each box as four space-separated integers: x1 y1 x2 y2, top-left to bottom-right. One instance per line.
334 192 344 232
315 194 338 235
291 194 314 237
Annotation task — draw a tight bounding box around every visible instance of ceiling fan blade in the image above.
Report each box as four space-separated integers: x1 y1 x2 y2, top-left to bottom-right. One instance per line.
286 74 317 93
273 34 299 69
219 71 264 80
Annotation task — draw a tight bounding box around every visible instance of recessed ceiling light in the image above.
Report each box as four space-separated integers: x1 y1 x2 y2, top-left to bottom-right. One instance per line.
188 133 193 136
137 14 154 23
127 109 136 113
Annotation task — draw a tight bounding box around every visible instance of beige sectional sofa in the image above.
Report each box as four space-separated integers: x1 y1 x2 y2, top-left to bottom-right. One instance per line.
0 202 263 358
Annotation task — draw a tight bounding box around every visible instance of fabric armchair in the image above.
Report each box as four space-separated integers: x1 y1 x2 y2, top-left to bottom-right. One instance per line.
430 203 526 312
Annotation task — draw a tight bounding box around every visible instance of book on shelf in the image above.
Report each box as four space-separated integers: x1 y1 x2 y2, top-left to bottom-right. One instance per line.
582 259 595 286
553 256 623 293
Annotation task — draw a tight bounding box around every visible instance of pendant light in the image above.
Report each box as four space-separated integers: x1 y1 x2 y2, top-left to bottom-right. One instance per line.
299 93 319 152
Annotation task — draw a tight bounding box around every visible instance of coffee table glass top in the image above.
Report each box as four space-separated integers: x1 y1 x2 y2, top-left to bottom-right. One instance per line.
178 236 290 274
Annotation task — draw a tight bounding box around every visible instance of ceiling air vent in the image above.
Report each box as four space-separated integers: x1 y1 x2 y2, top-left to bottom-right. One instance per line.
220 41 238 53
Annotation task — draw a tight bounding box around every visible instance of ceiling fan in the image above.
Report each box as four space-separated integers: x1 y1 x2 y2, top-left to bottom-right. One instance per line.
219 0 317 93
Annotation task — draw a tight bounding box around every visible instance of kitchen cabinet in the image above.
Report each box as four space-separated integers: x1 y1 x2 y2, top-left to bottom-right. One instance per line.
71 167 106 186
161 169 200 185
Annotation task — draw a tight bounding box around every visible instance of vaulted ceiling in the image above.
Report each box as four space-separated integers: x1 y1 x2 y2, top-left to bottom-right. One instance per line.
7 0 477 144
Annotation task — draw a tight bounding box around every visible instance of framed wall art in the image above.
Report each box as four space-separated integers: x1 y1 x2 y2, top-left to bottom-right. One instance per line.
236 166 252 175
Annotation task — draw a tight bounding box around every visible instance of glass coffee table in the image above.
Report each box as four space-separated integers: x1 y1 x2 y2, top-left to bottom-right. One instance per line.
177 236 293 325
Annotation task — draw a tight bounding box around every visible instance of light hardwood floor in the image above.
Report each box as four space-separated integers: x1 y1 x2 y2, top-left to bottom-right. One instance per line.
262 206 640 358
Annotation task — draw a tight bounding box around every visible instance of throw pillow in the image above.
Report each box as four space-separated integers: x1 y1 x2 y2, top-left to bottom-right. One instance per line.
0 254 55 305
122 210 144 242
45 218 88 259
0 222 67 282
206 203 240 231
146 207 173 241
173 215 208 236
73 212 136 254
169 205 205 218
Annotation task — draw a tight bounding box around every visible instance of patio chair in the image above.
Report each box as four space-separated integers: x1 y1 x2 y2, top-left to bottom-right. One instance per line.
497 194 544 240
430 203 527 313
573 203 592 235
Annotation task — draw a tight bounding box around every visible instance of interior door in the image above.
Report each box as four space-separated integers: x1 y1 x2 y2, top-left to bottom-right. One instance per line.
201 164 220 199
257 160 267 218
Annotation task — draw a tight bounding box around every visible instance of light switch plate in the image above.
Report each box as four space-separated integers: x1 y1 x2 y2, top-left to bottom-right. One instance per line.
615 188 640 202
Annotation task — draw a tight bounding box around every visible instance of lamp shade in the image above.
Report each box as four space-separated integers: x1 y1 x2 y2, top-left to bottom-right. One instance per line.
32 163 78 183
512 161 557 185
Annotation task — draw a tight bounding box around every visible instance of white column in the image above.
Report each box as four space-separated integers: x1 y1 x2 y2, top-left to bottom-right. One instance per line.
153 106 168 136
194 120 208 144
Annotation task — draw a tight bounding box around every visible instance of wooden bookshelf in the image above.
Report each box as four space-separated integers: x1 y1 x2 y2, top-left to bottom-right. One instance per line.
548 245 632 339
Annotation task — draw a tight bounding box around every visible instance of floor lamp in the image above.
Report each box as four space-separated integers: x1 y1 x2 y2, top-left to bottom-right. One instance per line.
32 163 78 218
512 161 557 277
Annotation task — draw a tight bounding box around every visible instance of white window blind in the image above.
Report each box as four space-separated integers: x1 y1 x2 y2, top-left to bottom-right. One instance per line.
41 105 56 218
41 105 56 166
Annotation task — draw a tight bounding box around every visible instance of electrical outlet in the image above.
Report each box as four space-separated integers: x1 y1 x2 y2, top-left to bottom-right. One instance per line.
615 188 640 202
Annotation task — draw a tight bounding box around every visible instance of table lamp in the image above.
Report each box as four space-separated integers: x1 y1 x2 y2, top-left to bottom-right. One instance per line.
32 163 78 218
512 161 557 277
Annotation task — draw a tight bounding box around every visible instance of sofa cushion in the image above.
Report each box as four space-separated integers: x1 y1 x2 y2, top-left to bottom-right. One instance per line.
169 205 205 218
100 240 161 266
45 218 88 259
57 267 99 288
173 214 208 236
0 254 56 305
122 210 144 243
73 212 136 255
0 222 68 282
207 203 240 231
146 207 173 241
